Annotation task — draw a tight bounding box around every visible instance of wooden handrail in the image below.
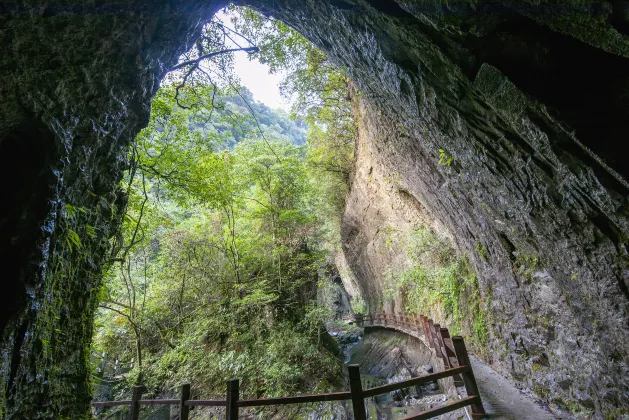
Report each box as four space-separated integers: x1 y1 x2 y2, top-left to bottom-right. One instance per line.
185 399 227 407
358 311 486 417
362 365 470 398
133 399 179 405
443 337 455 353
93 312 486 419
401 395 482 420
237 391 351 407
93 364 483 419
92 400 132 407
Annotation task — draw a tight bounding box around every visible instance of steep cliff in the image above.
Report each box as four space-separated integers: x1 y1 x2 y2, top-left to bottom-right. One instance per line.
342 86 488 350
328 3 629 417
1 1 628 418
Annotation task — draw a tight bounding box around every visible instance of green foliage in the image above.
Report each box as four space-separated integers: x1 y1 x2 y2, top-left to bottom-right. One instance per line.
93 9 356 409
231 7 355 248
438 148 454 166
392 226 489 352
96 140 339 398
94 86 344 405
64 228 82 253
475 241 489 262
350 296 368 315
513 251 539 280
62 204 88 253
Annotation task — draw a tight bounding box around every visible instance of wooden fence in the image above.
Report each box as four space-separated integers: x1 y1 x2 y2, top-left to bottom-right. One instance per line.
355 312 468 388
92 312 486 420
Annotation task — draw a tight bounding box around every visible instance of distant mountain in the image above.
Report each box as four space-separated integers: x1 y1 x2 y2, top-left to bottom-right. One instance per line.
188 86 307 149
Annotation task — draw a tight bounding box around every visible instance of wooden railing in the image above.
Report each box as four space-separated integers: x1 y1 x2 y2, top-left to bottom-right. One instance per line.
355 312 468 388
92 312 486 420
358 312 485 418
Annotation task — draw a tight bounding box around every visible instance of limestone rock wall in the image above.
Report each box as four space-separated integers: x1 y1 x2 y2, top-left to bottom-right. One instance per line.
251 1 629 416
0 2 224 417
341 85 450 314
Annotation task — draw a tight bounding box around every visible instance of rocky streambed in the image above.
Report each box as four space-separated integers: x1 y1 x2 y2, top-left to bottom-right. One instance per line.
327 322 468 420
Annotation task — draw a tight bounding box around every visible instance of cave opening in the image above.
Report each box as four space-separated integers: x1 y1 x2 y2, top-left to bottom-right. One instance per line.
1 2 629 419
90 6 367 418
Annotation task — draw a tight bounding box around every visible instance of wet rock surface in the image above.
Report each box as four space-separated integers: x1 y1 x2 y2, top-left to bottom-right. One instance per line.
317 260 355 322
2 0 629 417
0 1 227 417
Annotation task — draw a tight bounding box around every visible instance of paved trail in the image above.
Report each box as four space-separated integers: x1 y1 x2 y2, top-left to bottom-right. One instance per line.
470 355 560 419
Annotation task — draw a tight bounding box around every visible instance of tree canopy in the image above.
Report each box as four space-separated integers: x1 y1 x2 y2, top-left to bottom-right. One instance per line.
92 7 356 417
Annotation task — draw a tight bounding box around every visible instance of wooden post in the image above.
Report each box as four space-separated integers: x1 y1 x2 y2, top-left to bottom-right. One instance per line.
348 365 367 420
427 319 436 347
179 384 191 420
356 313 363 327
452 336 486 418
421 316 430 344
432 323 443 354
437 329 451 369
226 379 239 420
440 328 463 386
129 386 142 420
426 319 435 349
433 323 448 368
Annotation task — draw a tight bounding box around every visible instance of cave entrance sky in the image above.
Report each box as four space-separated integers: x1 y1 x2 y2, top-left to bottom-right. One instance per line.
166 8 292 111
216 10 290 110
90 7 356 416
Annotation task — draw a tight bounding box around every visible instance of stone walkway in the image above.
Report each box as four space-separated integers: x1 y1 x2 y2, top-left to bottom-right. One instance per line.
469 355 560 419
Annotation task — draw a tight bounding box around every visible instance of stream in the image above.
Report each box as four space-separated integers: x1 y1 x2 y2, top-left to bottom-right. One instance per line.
326 321 465 420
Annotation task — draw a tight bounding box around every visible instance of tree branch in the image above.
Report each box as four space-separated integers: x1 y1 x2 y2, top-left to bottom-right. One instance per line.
169 46 259 72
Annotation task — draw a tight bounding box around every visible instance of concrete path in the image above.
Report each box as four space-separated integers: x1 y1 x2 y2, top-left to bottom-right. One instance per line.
469 355 559 419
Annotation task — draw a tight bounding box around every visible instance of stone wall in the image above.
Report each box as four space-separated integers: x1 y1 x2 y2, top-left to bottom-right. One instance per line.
0 2 224 417
253 1 629 416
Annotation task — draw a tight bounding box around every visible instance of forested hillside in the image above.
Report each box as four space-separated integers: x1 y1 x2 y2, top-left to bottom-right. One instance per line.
91 10 355 416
